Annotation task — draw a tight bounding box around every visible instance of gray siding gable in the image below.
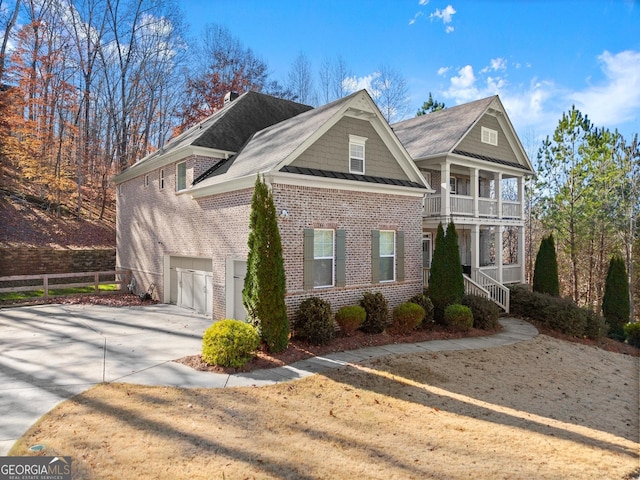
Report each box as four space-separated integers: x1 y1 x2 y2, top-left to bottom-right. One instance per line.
456 114 518 163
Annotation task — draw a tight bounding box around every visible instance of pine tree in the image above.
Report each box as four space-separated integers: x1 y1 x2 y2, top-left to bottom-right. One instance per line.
243 175 289 352
428 222 464 323
602 255 630 338
532 235 560 296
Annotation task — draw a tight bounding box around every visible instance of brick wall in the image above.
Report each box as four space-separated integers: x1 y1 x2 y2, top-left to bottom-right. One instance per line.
0 248 116 277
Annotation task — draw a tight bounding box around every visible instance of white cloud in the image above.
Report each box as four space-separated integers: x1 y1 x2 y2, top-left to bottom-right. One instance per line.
342 72 380 94
569 50 640 127
409 11 424 25
419 0 429 5
437 66 450 76
445 25 454 33
430 5 456 24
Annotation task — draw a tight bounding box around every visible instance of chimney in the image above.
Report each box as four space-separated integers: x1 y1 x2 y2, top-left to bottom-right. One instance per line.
224 91 239 105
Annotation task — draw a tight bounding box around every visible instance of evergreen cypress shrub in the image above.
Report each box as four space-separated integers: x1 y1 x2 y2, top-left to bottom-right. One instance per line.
202 320 260 368
359 291 389 334
429 222 464 323
335 305 366 335
408 293 434 327
602 255 630 339
532 234 560 296
444 304 473 331
243 175 289 352
390 302 425 334
583 308 608 341
462 294 499 330
293 297 334 345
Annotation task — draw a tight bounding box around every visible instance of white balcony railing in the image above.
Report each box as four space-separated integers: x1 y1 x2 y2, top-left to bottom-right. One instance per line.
502 201 521 219
451 195 473 215
478 198 498 217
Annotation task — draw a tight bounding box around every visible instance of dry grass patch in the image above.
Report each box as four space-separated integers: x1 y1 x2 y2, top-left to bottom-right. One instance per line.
11 335 639 479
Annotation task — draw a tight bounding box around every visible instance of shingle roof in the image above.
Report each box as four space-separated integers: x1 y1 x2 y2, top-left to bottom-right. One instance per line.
195 91 361 185
281 165 426 189
391 96 497 159
135 91 313 165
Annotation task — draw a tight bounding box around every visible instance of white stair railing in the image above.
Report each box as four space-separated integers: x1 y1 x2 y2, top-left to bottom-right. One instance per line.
476 270 510 313
463 275 490 300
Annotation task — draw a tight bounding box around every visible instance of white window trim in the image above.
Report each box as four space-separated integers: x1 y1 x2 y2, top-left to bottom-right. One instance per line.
423 232 432 268
349 134 367 174
314 228 335 288
379 230 395 282
176 161 187 192
450 176 457 194
481 126 498 146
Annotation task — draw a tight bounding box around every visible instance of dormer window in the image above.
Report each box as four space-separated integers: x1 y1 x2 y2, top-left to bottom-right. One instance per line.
349 135 367 174
481 126 498 146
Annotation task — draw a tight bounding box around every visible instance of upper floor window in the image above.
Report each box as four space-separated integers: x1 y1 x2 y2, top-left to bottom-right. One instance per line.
481 126 498 146
144 174 149 188
176 162 187 191
349 135 367 174
450 176 457 194
159 169 165 189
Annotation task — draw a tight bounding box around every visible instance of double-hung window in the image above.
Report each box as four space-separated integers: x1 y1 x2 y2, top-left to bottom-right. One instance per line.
313 229 334 288
176 161 187 191
349 135 367 174
379 230 395 282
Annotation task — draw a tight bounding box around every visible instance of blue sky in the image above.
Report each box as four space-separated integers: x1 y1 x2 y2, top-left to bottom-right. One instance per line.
184 0 640 148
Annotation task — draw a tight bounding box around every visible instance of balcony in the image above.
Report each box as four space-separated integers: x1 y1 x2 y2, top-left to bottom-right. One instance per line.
423 194 522 220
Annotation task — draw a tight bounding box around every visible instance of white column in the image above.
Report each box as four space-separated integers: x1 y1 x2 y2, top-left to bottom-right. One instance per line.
471 168 479 218
518 225 526 283
441 162 450 218
471 224 479 282
495 226 503 283
518 176 525 220
496 172 503 219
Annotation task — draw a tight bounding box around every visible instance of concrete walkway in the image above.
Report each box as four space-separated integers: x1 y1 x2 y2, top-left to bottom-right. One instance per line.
0 303 538 456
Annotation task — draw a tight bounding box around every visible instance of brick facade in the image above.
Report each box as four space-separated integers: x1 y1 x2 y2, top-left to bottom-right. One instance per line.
117 161 424 320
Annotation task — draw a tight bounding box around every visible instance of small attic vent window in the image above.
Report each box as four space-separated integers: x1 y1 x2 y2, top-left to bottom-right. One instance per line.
481 127 498 146
349 135 367 174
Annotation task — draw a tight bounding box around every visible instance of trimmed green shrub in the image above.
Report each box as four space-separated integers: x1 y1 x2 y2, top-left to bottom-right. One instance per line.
509 285 554 322
408 293 434 327
390 302 425 334
532 234 560 297
444 304 473 331
359 291 389 334
543 297 587 337
462 294 500 330
293 297 334 345
202 320 260 368
335 305 366 336
602 255 630 339
624 322 640 348
243 175 289 353
583 308 608 341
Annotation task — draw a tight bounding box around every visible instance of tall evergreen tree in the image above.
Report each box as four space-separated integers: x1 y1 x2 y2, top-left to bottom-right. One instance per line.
243 175 289 352
532 234 560 296
416 92 445 116
428 222 464 323
602 255 630 338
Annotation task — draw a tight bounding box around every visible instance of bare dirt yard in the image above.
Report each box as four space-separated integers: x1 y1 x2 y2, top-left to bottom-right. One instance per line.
11 334 639 480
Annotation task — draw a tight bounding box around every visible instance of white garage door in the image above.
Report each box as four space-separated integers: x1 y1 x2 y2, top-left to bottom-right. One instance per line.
176 268 213 316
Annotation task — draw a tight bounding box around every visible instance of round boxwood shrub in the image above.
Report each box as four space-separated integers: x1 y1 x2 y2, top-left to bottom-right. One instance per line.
293 297 334 345
543 297 587 337
624 322 640 348
335 305 366 336
359 291 389 334
390 302 425 334
444 304 473 331
202 320 260 368
462 294 499 330
408 293 434 327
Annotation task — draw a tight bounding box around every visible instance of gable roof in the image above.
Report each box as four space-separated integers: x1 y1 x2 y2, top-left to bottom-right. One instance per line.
114 91 312 184
391 95 534 173
191 90 430 198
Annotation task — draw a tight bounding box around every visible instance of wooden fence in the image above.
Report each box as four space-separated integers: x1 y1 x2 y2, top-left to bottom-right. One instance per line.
0 270 131 301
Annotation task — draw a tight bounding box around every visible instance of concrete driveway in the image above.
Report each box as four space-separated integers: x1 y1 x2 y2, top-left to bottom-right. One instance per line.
0 303 215 455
